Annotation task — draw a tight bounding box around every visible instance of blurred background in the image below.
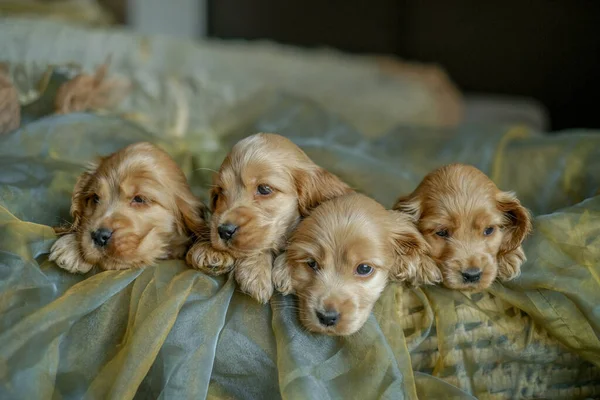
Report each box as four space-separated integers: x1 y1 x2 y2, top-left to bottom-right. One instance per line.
118 0 598 131
2 0 600 132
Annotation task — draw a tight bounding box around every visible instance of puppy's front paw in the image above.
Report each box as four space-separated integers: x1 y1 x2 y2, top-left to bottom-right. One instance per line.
417 257 443 285
497 248 525 281
186 241 235 276
394 255 442 287
49 234 93 274
272 254 294 295
237 273 274 304
235 263 274 304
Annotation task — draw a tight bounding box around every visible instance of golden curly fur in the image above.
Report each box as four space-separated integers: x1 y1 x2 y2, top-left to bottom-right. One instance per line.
49 142 207 272
394 164 532 291
272 193 441 335
186 133 352 303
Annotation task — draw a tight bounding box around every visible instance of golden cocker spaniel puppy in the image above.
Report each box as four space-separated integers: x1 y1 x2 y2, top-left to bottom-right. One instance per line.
272 193 441 335
186 133 352 303
394 163 532 291
50 142 207 272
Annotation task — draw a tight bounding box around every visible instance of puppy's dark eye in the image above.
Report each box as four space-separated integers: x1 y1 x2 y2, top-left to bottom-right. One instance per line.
355 264 374 276
435 229 449 238
132 196 145 204
92 194 100 204
257 184 273 195
484 227 495 236
306 259 318 271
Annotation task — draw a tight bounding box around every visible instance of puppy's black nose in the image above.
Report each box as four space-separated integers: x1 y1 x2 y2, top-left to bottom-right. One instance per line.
316 310 340 327
218 223 238 240
91 228 112 247
462 267 482 283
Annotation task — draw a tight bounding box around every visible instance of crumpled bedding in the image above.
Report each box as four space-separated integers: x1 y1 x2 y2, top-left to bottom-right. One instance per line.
0 97 599 399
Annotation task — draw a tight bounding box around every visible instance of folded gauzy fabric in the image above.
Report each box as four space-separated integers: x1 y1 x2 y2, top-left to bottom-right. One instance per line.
0 105 599 399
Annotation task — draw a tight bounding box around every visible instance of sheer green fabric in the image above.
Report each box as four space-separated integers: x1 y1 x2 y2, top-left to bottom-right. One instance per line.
0 104 599 399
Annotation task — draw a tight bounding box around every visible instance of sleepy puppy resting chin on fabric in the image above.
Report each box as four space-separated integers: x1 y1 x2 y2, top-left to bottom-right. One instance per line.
186 132 353 304
272 193 441 336
50 142 208 272
394 163 532 291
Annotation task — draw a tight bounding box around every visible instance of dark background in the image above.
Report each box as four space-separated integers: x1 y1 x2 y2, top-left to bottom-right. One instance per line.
206 0 600 131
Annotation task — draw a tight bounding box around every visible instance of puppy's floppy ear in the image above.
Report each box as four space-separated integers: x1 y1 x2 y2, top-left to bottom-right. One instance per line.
393 193 421 222
208 185 219 212
496 191 532 254
294 167 351 217
56 162 98 235
496 191 532 280
388 210 441 286
175 191 209 239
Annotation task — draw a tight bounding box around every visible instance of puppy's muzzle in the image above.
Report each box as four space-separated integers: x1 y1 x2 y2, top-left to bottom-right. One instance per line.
91 228 113 248
218 223 238 241
316 309 340 327
462 267 482 283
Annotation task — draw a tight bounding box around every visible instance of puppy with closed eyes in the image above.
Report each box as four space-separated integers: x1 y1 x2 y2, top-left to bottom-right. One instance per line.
272 193 441 336
186 133 352 303
50 142 207 272
394 163 532 291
